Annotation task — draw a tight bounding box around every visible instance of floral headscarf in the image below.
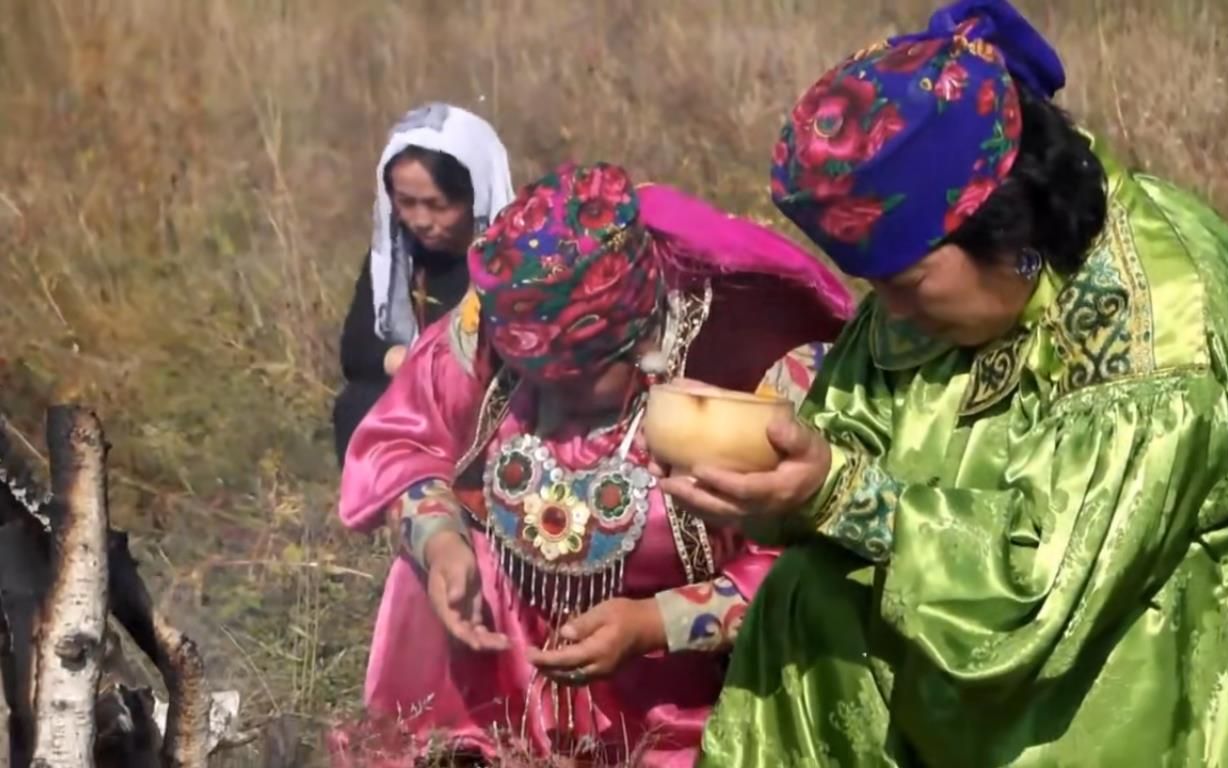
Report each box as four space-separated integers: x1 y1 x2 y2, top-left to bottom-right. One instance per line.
771 0 1063 279
468 163 664 381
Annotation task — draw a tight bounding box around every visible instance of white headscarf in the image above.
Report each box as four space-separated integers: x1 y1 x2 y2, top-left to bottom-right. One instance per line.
369 102 514 345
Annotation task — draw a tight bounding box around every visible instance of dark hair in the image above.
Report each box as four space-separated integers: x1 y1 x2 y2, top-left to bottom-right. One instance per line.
945 85 1108 276
383 145 475 206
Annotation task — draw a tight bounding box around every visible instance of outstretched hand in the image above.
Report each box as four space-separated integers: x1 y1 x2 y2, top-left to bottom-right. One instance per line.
424 532 508 653
657 417 832 527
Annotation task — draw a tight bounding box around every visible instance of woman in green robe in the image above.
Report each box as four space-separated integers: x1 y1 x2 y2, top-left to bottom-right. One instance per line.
659 1 1228 765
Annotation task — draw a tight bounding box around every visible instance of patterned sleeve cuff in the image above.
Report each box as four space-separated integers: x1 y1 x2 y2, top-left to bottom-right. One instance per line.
811 445 899 563
394 477 470 569
741 434 847 547
653 577 749 654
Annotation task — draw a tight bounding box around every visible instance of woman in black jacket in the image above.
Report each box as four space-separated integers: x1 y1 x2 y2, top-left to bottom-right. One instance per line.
333 103 513 464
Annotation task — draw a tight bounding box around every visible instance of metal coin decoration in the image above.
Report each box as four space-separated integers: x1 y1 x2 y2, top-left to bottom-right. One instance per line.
482 433 655 615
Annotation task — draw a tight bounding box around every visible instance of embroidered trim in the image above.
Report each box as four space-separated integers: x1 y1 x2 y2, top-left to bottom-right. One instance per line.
447 290 482 375
662 282 712 378
660 284 717 583
455 365 520 482
817 452 899 563
1044 202 1156 396
959 325 1035 416
654 576 748 653
814 450 863 527
398 478 470 569
868 300 952 371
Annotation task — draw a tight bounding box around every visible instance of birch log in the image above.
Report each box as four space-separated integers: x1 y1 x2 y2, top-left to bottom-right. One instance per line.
29 407 109 768
4 409 218 767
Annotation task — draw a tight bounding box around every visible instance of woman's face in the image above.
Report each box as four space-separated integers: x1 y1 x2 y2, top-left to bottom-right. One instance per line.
388 158 473 255
868 244 1035 348
538 359 640 418
530 337 661 420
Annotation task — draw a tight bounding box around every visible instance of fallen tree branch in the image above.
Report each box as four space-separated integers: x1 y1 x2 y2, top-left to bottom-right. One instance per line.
30 407 110 768
106 535 210 768
151 614 209 768
3 406 228 768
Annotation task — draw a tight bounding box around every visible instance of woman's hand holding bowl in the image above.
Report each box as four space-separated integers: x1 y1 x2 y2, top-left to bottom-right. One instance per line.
655 413 833 528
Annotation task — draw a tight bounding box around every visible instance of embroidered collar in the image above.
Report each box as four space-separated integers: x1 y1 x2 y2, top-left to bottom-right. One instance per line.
868 267 1060 416
868 131 1137 415
956 267 1059 415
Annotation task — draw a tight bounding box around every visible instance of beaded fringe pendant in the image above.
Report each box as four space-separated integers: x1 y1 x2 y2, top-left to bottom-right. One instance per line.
486 526 627 620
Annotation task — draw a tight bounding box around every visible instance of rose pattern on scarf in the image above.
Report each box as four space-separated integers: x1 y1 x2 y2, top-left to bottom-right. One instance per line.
819 196 900 245
941 74 1021 234
874 38 945 73
976 78 997 115
771 13 1026 277
933 60 970 104
469 162 663 381
1001 76 1022 139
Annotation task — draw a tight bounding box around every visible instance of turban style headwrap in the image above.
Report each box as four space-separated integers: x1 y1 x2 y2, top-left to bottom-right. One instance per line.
468 163 661 381
469 162 854 383
771 0 1065 279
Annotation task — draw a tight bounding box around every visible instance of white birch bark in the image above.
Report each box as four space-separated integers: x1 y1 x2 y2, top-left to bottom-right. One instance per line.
29 408 109 768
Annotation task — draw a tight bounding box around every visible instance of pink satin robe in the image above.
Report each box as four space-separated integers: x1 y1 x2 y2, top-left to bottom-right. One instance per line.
337 182 853 765
337 317 808 766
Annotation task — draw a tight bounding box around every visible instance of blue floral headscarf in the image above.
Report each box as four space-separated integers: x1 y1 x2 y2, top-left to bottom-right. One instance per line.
771 0 1065 279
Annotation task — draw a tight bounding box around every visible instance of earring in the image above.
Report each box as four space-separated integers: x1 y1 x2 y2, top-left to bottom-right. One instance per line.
637 349 669 385
1016 247 1043 281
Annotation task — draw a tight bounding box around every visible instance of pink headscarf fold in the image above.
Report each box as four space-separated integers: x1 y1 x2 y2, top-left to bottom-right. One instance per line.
637 182 854 319
637 182 854 392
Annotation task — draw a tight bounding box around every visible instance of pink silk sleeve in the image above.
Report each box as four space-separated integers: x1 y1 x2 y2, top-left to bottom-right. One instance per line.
338 316 485 533
705 525 779 602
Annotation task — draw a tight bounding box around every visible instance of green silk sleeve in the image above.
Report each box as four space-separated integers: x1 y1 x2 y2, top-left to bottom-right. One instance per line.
743 302 901 547
824 371 1224 695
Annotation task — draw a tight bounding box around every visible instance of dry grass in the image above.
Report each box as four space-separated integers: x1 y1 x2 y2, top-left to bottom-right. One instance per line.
1 0 1225 763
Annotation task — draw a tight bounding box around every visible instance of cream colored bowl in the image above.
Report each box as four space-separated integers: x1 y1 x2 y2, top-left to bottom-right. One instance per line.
643 379 793 473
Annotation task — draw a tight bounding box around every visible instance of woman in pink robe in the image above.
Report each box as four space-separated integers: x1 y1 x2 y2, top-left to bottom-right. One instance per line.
335 162 852 766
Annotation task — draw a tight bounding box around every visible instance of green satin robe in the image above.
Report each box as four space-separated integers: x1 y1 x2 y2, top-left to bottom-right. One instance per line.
699 145 1228 767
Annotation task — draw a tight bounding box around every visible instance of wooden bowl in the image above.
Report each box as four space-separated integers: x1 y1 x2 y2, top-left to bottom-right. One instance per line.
643 379 793 473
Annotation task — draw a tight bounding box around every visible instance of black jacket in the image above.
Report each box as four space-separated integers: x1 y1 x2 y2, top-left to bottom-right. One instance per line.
338 248 470 385
332 246 470 464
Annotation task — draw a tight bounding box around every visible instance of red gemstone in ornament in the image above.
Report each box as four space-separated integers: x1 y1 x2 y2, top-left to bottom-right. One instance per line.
501 458 527 488
598 484 624 512
540 505 568 536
